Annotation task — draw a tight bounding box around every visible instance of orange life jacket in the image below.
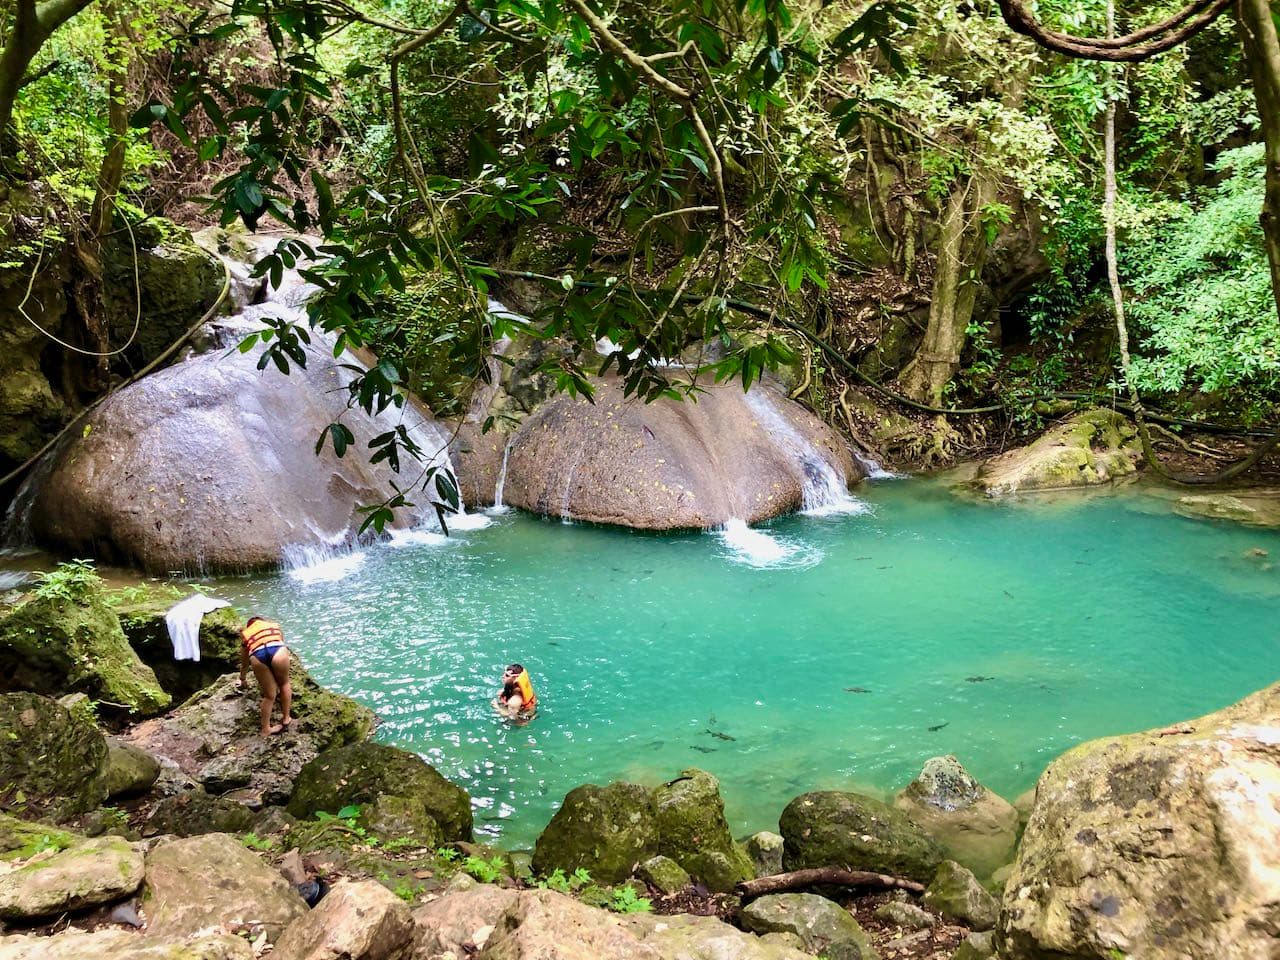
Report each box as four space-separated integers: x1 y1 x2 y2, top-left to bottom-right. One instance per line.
242 619 284 655
502 670 537 712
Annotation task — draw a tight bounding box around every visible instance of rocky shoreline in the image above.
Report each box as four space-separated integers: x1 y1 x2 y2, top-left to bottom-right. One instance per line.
0 567 1276 960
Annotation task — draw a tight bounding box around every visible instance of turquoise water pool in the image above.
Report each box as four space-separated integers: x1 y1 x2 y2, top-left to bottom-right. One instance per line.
216 481 1280 846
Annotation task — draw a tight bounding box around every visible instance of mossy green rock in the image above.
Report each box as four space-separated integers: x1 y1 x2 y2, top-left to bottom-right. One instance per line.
923 860 998 931
973 408 1139 496
362 793 445 849
287 742 472 842
740 893 881 960
146 790 255 837
102 739 161 800
0 834 144 919
653 768 754 892
637 854 690 894
0 692 108 820
999 681 1280 959
116 594 243 701
0 582 169 718
532 781 658 882
953 931 996 959
744 830 784 877
0 813 78 861
779 791 944 883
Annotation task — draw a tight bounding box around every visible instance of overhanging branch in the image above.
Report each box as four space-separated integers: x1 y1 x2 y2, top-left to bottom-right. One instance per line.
995 0 1233 61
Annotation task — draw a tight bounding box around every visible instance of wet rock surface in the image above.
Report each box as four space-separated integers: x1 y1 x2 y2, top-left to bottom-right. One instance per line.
491 377 861 528
999 682 1280 959
124 664 374 807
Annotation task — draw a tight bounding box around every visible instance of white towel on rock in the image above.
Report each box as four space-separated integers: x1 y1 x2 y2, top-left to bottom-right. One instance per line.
165 594 231 662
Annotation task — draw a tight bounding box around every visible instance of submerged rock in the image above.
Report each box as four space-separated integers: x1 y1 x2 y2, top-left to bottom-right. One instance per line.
739 893 880 960
0 692 108 820
489 377 862 527
124 664 373 806
999 682 1280 959
0 834 144 920
273 878 416 960
653 768 754 892
1173 490 1280 528
779 791 944 883
141 832 308 940
23 324 454 574
923 860 998 931
531 781 658 883
973 408 1139 496
893 756 1019 879
0 580 169 719
287 741 472 842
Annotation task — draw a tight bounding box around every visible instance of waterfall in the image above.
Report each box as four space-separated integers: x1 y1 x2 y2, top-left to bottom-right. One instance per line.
488 436 515 515
281 541 369 584
743 388 868 516
851 451 905 480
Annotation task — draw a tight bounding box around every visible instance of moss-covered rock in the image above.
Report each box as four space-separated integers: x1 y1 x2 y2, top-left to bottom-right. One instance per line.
893 756 1018 879
923 860 998 931
0 580 169 719
739 893 881 960
287 742 472 842
744 830 784 878
1173 490 1280 528
779 791 944 883
653 768 754 892
972 409 1140 496
953 930 996 959
0 834 144 920
145 790 255 837
102 739 161 800
0 692 108 820
363 793 445 849
114 591 242 702
532 781 658 883
0 813 78 861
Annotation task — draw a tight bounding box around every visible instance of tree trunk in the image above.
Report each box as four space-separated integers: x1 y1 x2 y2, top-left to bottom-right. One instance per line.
87 0 127 238
0 0 98 153
1238 0 1280 323
899 172 997 406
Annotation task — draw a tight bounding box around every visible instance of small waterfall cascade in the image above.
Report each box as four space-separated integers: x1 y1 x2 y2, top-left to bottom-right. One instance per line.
851 451 905 480
743 388 868 516
489 436 516 514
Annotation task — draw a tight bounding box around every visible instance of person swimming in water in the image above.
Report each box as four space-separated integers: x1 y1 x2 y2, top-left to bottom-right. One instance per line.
493 663 537 722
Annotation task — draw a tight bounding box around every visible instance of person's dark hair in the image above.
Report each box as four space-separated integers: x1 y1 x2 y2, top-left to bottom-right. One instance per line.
246 616 264 626
506 663 524 674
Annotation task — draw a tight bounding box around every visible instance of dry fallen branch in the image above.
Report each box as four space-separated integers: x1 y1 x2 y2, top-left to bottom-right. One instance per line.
736 868 925 902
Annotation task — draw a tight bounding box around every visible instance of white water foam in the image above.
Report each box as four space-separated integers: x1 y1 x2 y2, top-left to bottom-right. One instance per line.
716 519 821 570
387 529 450 549
447 511 494 532
744 388 869 516
282 544 368 584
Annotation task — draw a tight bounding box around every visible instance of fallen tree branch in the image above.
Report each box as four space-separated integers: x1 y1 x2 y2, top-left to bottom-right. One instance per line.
736 868 925 902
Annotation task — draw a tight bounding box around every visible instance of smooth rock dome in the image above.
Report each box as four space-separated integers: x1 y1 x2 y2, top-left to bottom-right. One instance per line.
21 325 452 574
483 376 863 528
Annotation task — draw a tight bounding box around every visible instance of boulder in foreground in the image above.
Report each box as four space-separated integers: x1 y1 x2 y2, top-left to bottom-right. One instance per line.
531 781 658 883
0 692 108 820
999 681 1280 959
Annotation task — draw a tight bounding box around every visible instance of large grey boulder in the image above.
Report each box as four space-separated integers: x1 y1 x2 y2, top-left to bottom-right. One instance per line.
973 408 1139 496
1000 681 1280 959
287 741 472 842
653 768 754 892
0 835 144 920
23 320 453 574
739 893 880 960
779 791 945 883
141 833 308 940
488 377 861 527
531 781 658 883
893 756 1019 879
124 664 373 806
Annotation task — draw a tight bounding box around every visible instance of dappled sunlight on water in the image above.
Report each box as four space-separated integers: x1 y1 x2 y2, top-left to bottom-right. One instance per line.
215 480 1280 844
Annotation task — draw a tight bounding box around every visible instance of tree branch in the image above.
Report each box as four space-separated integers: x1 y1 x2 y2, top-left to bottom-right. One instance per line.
995 0 1233 61
34 0 96 36
736 868 926 902
17 58 59 88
